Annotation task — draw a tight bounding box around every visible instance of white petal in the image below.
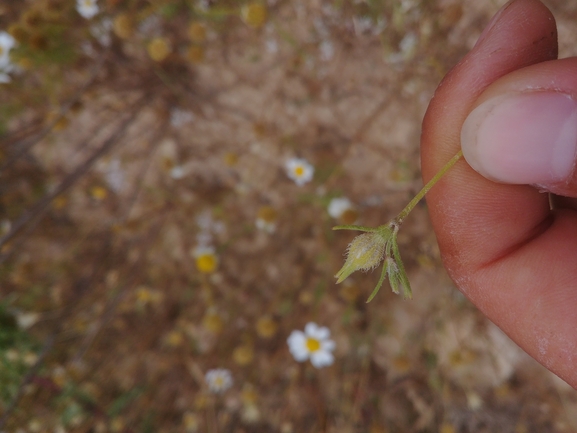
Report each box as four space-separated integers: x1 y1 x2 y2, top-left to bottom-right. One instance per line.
0 32 16 51
321 339 336 352
328 197 352 218
193 245 215 257
291 346 310 362
307 323 330 341
304 322 319 336
290 349 310 361
287 330 305 346
310 350 334 368
287 331 309 361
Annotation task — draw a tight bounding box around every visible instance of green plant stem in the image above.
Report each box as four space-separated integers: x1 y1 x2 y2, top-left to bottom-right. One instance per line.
396 150 463 224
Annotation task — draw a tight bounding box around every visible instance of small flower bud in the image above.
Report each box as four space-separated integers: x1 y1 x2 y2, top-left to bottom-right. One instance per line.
335 230 389 284
335 223 412 301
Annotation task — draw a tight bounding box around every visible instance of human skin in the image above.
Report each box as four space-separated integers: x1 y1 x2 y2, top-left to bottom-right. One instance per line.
421 0 577 388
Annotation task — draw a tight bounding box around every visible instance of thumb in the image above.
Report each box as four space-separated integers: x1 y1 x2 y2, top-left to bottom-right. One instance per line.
461 59 577 197
421 0 577 388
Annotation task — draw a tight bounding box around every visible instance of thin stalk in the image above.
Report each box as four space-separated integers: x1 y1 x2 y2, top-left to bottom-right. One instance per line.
396 150 463 224
333 225 376 232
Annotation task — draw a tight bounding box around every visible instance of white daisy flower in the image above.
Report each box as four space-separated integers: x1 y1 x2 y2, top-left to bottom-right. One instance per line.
287 322 335 368
0 31 16 83
205 368 233 393
77 0 99 19
328 197 353 219
15 311 40 330
170 165 185 179
285 158 314 186
192 245 218 274
255 218 276 233
0 32 16 67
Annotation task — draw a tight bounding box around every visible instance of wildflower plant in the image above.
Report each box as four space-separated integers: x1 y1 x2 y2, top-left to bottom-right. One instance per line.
76 0 99 20
287 322 335 368
334 150 463 301
328 197 353 219
0 32 15 65
285 158 314 186
0 31 16 83
255 206 277 233
193 246 218 274
205 369 233 393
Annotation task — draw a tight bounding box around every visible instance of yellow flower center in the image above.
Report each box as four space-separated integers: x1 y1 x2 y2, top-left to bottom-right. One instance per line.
148 37 171 62
166 331 183 346
90 186 108 200
306 337 321 352
257 206 277 223
233 345 254 366
202 312 223 333
294 166 305 177
241 3 267 28
0 47 4 56
213 376 224 387
188 22 207 43
256 316 278 338
113 14 134 40
136 289 152 303
187 45 205 64
196 254 217 273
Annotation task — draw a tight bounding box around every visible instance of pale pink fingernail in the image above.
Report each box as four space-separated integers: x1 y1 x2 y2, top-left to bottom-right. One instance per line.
461 92 577 185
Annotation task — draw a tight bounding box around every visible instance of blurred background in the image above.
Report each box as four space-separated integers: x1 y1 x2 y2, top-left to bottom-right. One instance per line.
1 0 577 431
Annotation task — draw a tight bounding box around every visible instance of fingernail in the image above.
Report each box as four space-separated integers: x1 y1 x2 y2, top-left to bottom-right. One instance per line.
461 92 577 185
474 0 515 48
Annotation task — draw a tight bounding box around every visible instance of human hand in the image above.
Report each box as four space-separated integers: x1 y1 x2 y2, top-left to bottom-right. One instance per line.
421 0 577 387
